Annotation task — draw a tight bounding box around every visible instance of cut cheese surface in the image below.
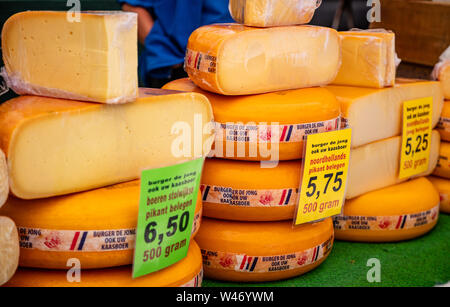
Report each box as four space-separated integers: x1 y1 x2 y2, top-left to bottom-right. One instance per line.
0 149 7 208
163 78 340 161
327 79 444 148
428 176 450 214
3 241 203 287
201 158 302 221
2 11 138 104
185 24 341 95
433 141 450 179
229 0 319 27
334 178 439 242
196 218 333 282
437 61 450 100
0 216 19 286
332 31 396 88
0 90 213 199
437 100 450 141
0 181 202 269
347 131 440 199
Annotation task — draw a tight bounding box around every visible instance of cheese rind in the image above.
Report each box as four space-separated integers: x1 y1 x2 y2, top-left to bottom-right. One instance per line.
347 131 440 199
0 91 213 199
0 216 19 286
433 141 450 179
229 0 319 27
1 11 138 104
428 176 450 213
0 150 7 208
185 24 341 96
0 181 202 269
327 79 444 148
3 241 202 287
437 100 450 141
334 178 439 242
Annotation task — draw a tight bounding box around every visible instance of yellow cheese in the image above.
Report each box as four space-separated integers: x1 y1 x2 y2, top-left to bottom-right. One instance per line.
437 61 450 100
3 240 203 287
1 11 138 104
0 181 202 269
428 176 450 214
437 101 450 141
0 216 19 286
327 79 444 148
163 78 340 161
0 149 7 208
229 0 319 27
0 89 214 199
201 158 302 221
347 131 440 199
185 24 341 96
334 178 439 242
196 217 333 282
332 31 396 88
433 141 450 179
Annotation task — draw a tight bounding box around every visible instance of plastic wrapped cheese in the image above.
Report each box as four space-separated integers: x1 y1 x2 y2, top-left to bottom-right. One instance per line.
0 149 7 208
229 0 321 27
432 46 450 100
0 216 19 286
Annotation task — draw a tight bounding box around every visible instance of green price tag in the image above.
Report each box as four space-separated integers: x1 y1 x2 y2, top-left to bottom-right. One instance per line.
132 158 204 278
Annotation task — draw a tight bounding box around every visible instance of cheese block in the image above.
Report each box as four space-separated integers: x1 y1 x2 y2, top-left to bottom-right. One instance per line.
0 216 19 286
201 158 301 221
327 79 444 148
229 0 319 27
0 149 7 208
435 61 450 100
433 141 450 179
332 31 396 88
428 176 450 214
196 217 333 282
0 181 202 269
185 24 341 96
347 131 440 199
0 90 214 199
437 101 450 141
3 240 202 287
163 78 340 161
1 11 137 104
334 178 439 242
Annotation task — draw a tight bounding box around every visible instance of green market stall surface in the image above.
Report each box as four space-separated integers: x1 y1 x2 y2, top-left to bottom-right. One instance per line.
203 213 449 287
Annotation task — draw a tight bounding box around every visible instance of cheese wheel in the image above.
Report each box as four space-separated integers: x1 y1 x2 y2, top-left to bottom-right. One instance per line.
185 24 340 96
334 178 440 242
196 218 334 282
0 90 213 199
437 61 450 100
0 181 202 269
3 241 203 287
0 149 7 208
437 101 450 141
0 216 19 286
428 176 450 214
434 141 450 179
201 158 301 221
163 78 340 161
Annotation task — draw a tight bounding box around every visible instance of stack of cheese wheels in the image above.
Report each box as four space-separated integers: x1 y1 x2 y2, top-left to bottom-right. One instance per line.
0 12 216 287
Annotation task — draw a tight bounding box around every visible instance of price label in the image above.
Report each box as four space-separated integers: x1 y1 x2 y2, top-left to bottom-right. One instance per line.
132 158 204 278
399 97 433 179
294 129 352 226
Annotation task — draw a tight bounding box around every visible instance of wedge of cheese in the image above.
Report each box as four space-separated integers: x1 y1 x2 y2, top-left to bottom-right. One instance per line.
185 24 341 95
229 0 319 27
1 11 138 104
347 131 440 199
0 150 7 208
327 79 443 148
0 89 214 199
0 216 19 286
332 31 396 88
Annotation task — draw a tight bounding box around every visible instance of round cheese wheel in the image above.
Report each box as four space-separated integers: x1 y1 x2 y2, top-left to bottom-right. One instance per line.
3 240 203 287
434 141 450 179
428 176 450 214
195 217 334 282
0 181 202 269
0 216 19 286
201 158 301 221
437 101 450 142
334 178 440 242
0 149 8 208
163 78 340 161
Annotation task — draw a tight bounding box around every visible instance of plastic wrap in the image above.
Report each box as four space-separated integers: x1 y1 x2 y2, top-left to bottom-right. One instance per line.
229 0 321 27
185 24 341 96
432 46 450 100
1 11 137 104
0 149 7 209
0 216 19 286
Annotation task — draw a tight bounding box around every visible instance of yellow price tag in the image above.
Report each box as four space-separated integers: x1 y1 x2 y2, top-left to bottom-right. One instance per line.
399 97 433 179
294 129 352 226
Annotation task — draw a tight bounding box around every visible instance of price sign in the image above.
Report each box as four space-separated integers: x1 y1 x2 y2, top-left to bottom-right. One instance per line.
294 129 352 226
132 158 204 278
399 97 433 179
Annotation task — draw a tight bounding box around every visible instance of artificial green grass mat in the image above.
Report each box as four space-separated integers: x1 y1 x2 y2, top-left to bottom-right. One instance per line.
203 213 450 287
